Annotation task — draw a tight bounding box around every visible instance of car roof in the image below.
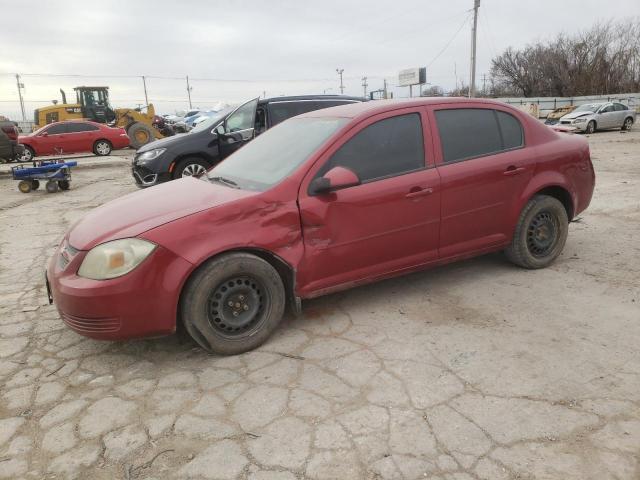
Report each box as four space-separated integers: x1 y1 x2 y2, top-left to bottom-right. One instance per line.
259 95 365 105
300 97 522 120
50 120 103 126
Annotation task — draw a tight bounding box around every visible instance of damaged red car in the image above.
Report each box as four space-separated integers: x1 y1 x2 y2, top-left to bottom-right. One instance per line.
47 98 595 354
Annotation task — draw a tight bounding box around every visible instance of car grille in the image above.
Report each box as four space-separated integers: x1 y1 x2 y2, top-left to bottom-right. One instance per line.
560 120 571 124
61 312 121 334
58 242 79 270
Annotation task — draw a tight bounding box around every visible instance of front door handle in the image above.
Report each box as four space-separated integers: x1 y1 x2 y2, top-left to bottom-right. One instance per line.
503 166 526 176
405 187 434 199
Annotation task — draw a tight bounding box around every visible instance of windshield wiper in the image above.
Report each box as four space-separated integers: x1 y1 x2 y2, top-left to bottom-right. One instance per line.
209 176 239 188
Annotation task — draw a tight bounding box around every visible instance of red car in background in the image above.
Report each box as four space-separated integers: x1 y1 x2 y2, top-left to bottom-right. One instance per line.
47 98 595 355
19 120 129 161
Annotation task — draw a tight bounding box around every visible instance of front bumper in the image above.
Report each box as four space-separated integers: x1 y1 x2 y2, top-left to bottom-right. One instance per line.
132 163 171 188
559 120 588 132
47 239 193 340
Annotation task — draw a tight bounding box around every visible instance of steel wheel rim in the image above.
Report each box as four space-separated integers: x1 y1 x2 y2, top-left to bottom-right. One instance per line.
527 211 559 258
587 122 594 133
96 142 110 155
20 149 32 162
207 276 269 338
182 163 206 177
624 119 632 129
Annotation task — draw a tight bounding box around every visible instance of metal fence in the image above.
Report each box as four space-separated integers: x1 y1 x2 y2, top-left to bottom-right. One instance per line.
495 93 640 118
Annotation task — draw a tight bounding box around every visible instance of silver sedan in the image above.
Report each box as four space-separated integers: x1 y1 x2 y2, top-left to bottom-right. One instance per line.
558 102 636 133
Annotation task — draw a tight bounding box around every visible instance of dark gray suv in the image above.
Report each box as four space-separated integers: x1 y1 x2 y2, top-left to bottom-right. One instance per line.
131 95 364 187
0 120 25 162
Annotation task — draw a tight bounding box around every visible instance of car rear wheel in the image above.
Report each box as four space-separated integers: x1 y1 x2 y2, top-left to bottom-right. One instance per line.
181 253 286 355
622 117 633 131
174 158 209 179
93 140 112 156
505 195 568 269
585 121 595 134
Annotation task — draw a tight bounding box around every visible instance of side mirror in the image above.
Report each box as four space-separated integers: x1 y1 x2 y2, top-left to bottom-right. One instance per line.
309 166 360 196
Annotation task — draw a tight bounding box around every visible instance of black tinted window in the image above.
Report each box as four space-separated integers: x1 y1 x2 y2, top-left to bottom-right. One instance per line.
435 109 503 163
46 124 67 135
496 111 523 149
269 100 356 127
320 113 424 182
67 123 99 132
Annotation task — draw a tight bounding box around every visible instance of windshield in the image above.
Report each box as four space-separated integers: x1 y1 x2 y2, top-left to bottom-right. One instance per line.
207 117 348 191
190 106 236 133
574 104 599 113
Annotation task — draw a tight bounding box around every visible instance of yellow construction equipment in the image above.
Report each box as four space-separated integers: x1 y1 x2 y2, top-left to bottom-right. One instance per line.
33 86 164 148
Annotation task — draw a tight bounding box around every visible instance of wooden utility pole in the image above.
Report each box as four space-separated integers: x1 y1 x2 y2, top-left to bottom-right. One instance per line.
361 76 368 98
469 0 480 98
142 76 149 106
186 76 193 109
16 74 26 121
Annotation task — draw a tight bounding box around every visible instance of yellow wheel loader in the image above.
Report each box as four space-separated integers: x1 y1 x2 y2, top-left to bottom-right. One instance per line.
33 87 166 148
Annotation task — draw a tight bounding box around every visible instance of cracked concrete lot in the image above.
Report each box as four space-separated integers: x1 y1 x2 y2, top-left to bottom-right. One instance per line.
1 129 639 479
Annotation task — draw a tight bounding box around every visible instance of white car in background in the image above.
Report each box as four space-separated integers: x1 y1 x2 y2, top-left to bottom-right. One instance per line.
558 102 635 133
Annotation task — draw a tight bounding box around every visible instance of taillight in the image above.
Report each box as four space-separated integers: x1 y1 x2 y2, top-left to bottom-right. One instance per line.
1 126 18 141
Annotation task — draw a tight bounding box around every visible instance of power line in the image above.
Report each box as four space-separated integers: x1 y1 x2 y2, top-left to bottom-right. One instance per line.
427 12 471 68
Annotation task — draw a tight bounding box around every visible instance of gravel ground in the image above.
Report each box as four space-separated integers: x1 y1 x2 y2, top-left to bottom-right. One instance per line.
0 130 638 479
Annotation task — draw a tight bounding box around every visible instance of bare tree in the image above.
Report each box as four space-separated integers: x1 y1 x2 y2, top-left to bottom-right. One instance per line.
490 19 640 97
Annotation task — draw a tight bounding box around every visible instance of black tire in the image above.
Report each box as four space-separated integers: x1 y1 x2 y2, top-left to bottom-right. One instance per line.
622 117 633 131
19 146 35 163
93 139 112 156
58 180 70 190
181 253 286 355
127 122 155 149
45 180 58 193
173 158 209 179
505 195 569 269
18 180 31 193
585 121 595 134
31 180 40 190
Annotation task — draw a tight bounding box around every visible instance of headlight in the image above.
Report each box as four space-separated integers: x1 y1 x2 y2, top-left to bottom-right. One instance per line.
572 118 587 124
137 148 166 162
78 239 156 280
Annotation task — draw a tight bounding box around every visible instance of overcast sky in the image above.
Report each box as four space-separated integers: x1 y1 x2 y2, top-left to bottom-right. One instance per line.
1 0 638 118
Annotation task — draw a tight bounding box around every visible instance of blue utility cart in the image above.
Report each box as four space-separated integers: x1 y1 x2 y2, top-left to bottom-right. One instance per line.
11 160 78 193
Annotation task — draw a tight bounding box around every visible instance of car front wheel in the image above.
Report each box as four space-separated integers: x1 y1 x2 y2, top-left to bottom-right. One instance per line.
181 253 286 355
19 146 34 162
174 158 209 179
505 195 569 269
585 121 595 134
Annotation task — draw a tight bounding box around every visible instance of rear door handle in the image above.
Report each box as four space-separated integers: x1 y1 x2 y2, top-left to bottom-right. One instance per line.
405 187 434 199
503 166 526 176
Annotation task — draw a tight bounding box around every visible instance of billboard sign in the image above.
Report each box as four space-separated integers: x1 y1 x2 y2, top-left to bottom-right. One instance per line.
398 67 426 87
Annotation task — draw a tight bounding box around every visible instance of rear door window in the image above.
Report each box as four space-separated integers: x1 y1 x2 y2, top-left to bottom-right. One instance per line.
614 103 628 111
318 113 424 183
435 108 523 164
268 100 357 127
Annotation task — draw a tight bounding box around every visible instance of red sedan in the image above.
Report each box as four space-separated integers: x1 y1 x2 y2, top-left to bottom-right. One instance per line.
47 98 595 355
19 120 129 161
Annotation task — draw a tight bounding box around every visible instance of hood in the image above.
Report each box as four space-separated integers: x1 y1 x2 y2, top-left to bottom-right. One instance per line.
67 177 257 250
561 111 594 120
137 132 194 152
